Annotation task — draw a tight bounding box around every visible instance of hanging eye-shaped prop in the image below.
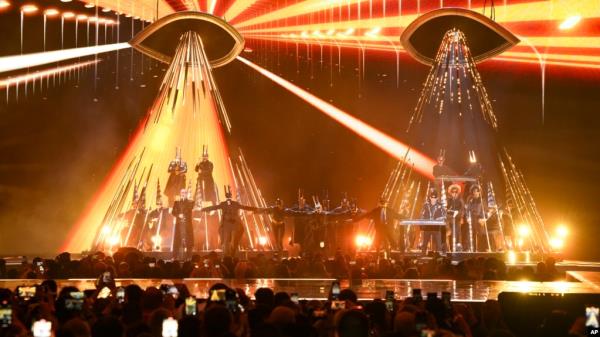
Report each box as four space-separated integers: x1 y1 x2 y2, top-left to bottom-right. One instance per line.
129 11 244 68
400 8 519 66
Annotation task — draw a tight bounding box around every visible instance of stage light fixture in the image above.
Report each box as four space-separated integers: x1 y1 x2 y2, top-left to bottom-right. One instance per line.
507 250 517 264
21 4 38 14
100 225 110 235
62 12 75 19
549 237 564 250
44 8 59 17
60 0 72 2
517 225 530 237
258 236 268 246
556 225 569 238
84 3 94 8
0 0 10 9
355 234 372 247
102 7 111 13
559 15 582 30
76 14 88 20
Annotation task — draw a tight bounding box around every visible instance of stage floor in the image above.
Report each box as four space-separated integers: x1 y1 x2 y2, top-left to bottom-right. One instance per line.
2 271 600 302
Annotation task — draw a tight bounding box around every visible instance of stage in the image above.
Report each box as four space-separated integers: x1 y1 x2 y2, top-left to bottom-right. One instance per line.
2 270 599 302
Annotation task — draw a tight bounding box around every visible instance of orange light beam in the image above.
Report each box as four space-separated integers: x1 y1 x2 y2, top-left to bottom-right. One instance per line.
237 56 435 179
0 42 129 73
0 59 99 88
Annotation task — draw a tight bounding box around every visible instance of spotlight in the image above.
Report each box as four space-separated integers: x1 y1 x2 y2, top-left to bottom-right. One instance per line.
44 8 59 17
84 3 94 8
108 236 120 246
556 225 569 238
559 15 582 30
258 236 268 246
21 4 38 14
517 225 530 238
100 225 110 235
0 1 11 9
507 250 517 264
355 234 372 247
76 14 88 20
88 17 98 22
326 29 335 36
549 237 564 250
364 26 381 37
102 7 111 13
62 12 75 19
60 0 72 2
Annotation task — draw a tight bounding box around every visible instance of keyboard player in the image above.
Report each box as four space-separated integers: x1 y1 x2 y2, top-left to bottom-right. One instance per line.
420 190 447 254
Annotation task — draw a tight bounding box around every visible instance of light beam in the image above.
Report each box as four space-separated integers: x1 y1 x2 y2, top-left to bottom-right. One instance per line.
237 56 435 178
0 43 130 73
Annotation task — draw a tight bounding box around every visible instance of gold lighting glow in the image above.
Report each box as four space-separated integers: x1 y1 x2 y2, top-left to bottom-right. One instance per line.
0 0 10 9
0 59 99 89
21 4 38 13
65 32 271 252
44 9 60 17
559 15 582 30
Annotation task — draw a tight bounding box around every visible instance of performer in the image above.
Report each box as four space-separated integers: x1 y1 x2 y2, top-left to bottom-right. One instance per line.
446 184 465 252
465 185 487 252
171 188 195 259
145 182 172 251
264 198 287 251
286 191 314 250
420 191 446 254
485 204 514 252
330 196 356 251
165 148 187 207
194 145 217 205
352 197 403 253
432 150 454 178
200 186 262 256
119 186 148 249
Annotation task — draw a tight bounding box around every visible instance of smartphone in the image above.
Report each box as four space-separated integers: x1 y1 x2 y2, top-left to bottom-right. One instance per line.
412 288 422 302
586 305 599 336
330 281 341 300
385 290 394 312
225 289 240 313
18 286 37 300
162 317 178 337
66 292 84 311
0 305 11 328
291 292 299 304
102 271 113 284
210 289 226 303
98 287 111 299
330 300 346 311
185 297 197 316
116 287 125 304
32 319 52 337
149 262 156 268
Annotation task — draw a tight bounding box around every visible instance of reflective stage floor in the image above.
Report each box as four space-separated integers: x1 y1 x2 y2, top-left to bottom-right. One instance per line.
2 271 600 302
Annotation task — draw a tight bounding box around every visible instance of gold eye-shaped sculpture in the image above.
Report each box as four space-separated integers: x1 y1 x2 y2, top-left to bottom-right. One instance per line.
401 8 519 66
130 11 244 68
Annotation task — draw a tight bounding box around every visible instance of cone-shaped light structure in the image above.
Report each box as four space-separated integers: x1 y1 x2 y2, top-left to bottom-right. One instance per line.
383 22 550 254
65 15 272 253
